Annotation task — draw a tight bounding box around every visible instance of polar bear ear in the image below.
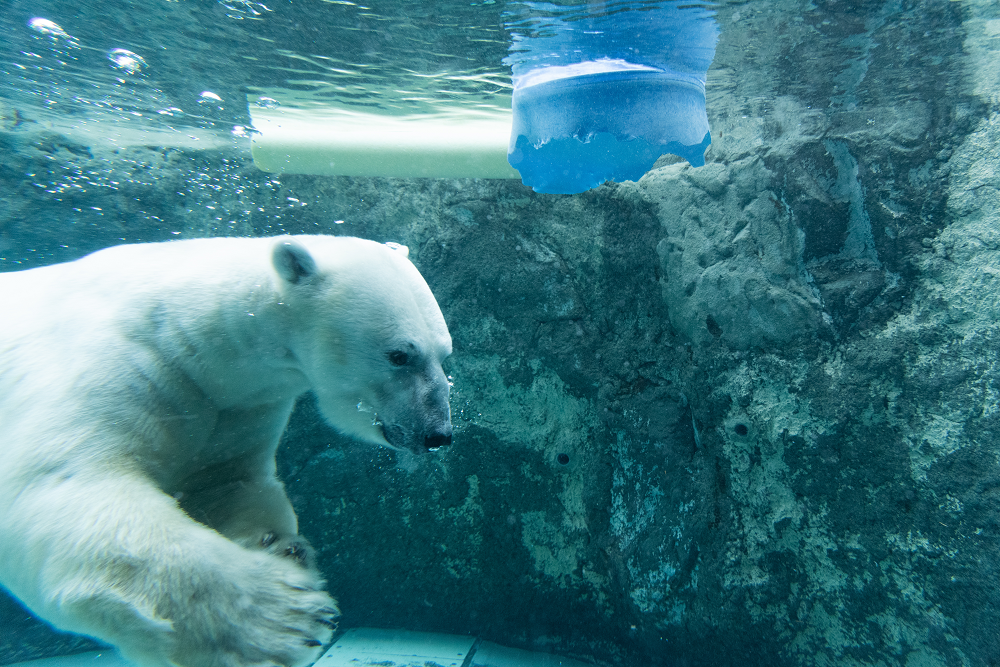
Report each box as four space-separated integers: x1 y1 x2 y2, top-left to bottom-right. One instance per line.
385 241 409 258
272 240 317 284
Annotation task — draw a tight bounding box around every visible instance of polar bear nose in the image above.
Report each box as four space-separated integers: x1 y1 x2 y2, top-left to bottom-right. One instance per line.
425 429 452 451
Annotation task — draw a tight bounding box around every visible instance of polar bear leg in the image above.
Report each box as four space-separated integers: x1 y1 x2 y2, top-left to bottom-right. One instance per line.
8 472 336 667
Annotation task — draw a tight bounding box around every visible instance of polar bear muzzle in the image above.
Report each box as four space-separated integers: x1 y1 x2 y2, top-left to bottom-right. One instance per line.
382 422 452 453
376 361 454 455
425 428 452 451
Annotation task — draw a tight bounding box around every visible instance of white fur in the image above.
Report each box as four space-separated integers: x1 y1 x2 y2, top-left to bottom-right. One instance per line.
0 235 452 667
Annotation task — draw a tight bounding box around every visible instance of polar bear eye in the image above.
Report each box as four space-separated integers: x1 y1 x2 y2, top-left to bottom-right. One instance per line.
387 350 409 367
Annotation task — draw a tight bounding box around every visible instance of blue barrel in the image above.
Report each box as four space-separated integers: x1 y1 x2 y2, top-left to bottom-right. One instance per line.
505 1 719 194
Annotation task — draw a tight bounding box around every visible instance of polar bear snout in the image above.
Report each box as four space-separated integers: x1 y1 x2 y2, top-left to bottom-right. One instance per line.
381 413 452 454
417 368 453 452
375 356 453 454
424 425 452 451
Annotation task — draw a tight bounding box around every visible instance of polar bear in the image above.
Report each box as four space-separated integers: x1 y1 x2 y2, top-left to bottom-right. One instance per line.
0 235 452 667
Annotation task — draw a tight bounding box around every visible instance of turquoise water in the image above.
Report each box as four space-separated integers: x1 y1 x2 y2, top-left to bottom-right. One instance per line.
1 0 512 123
2 1 1000 666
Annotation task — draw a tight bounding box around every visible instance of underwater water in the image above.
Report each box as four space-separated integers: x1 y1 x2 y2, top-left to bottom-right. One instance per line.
2 0 1000 665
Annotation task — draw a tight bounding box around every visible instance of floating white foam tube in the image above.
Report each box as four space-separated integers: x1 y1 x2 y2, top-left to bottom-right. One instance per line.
249 107 520 180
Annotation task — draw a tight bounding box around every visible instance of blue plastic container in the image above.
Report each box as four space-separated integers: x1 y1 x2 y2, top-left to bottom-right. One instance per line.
505 1 719 194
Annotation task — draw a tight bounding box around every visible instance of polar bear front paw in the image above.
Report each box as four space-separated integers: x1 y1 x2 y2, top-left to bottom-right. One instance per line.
158 547 339 667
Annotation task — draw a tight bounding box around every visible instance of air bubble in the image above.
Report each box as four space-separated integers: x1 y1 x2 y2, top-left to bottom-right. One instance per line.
108 48 147 74
28 18 74 41
255 97 279 109
27 17 80 50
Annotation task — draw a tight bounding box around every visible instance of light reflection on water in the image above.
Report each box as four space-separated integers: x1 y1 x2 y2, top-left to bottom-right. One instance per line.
1 0 516 136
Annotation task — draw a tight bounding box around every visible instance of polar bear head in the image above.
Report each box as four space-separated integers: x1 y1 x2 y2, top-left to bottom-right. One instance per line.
273 236 452 454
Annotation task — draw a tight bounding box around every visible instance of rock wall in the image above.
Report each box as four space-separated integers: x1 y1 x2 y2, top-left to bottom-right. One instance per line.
2 1 999 666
